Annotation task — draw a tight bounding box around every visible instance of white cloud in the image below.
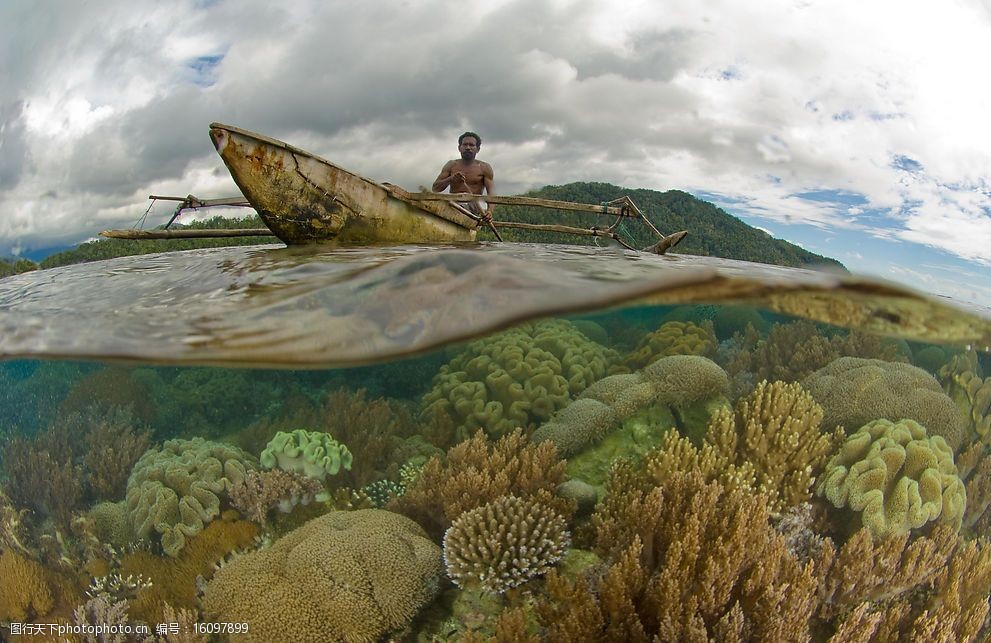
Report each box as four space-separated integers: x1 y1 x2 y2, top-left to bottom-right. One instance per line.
0 0 989 304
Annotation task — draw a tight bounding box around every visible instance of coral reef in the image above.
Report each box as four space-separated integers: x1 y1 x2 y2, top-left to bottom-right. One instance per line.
623 320 717 370
120 514 259 625
0 549 55 623
80 408 152 502
818 418 966 537
939 351 991 447
389 429 571 539
541 469 819 641
421 319 619 438
227 469 324 524
88 501 135 548
957 441 991 535
703 380 844 511
804 356 964 451
201 509 442 642
125 438 255 557
443 495 570 593
258 429 353 489
1 435 84 530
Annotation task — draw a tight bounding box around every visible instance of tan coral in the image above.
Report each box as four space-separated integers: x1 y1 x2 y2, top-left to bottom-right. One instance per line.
201 509 442 643
0 549 55 623
443 495 570 593
818 418 966 538
389 428 571 539
804 356 965 451
623 320 717 370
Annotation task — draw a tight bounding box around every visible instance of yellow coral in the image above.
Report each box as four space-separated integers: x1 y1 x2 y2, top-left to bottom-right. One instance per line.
818 418 966 537
0 549 55 623
201 509 442 642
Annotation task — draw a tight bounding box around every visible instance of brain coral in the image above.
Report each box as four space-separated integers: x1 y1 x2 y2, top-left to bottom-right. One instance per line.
803 357 964 451
421 319 619 437
443 495 570 594
624 320 717 370
817 418 966 537
202 509 442 642
125 437 255 557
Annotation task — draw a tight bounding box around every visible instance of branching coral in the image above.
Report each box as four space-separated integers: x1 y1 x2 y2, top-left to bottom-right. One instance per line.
544 469 819 641
81 407 152 502
804 356 965 451
952 441 991 535
0 549 55 623
443 495 570 593
623 320 717 370
389 428 571 539
201 509 442 642
125 437 255 557
421 320 619 438
1 435 84 530
818 418 966 538
227 469 323 525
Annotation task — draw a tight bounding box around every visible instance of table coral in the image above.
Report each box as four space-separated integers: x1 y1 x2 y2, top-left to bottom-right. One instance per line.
125 437 255 557
817 418 966 537
421 320 619 438
201 509 442 643
443 495 570 593
804 356 964 451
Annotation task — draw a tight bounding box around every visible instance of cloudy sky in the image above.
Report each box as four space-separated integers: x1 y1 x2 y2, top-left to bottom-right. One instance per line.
2 0 989 305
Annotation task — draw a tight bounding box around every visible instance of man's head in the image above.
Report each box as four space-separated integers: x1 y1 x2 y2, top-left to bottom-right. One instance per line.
458 132 480 161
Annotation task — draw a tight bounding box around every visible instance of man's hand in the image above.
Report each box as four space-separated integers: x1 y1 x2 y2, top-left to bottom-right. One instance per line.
451 171 467 187
480 209 493 224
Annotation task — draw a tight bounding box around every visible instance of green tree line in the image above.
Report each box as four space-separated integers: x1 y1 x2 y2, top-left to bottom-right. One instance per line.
3 183 845 275
482 182 846 271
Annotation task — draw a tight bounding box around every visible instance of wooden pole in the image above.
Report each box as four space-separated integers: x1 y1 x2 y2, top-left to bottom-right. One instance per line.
403 192 637 217
100 228 274 240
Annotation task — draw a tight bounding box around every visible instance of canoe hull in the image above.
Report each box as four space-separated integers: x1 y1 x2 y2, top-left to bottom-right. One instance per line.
209 123 477 245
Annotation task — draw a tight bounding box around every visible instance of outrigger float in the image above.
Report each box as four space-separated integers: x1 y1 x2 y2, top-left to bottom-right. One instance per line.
102 123 688 254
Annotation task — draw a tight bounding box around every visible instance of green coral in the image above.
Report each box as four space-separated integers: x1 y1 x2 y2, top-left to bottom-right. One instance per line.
421 320 619 438
939 351 991 447
803 357 964 451
125 437 255 557
259 429 353 482
817 418 966 538
624 320 717 370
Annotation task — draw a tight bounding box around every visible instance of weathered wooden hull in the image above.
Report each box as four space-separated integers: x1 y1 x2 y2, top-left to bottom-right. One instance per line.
209 123 478 245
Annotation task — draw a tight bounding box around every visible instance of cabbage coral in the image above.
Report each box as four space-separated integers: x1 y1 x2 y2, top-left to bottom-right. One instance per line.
817 418 966 538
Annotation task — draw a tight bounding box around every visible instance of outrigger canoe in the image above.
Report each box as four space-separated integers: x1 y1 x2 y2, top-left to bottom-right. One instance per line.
102 124 687 253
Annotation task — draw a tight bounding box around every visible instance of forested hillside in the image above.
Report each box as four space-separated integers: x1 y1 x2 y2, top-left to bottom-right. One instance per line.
4 183 845 273
485 182 845 271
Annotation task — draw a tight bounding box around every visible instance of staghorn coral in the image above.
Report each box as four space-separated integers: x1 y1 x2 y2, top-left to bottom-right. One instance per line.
955 441 991 535
1 435 84 530
227 468 323 525
71 595 132 643
804 356 964 451
389 428 571 540
443 495 570 594
81 408 152 502
201 509 442 643
125 437 255 557
421 319 619 439
544 469 819 641
623 320 717 370
818 418 966 538
704 380 845 512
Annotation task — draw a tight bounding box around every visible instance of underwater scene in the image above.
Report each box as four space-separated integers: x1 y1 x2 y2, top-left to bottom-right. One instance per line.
2 243 991 642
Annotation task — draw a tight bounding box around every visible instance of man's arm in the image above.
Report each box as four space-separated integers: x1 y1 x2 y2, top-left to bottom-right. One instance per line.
432 160 459 192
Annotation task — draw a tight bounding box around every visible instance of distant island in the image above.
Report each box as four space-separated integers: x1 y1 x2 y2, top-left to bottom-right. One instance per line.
1 182 845 274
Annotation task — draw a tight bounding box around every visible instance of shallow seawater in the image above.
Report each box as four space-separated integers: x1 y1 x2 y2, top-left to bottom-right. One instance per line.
2 243 991 641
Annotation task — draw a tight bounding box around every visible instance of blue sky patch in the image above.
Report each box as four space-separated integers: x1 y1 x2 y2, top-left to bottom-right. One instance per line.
187 54 225 87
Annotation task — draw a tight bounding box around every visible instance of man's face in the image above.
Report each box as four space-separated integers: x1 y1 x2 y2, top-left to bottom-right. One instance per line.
459 137 479 161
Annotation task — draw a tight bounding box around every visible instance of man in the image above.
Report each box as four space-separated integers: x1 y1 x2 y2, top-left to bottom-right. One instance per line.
432 131 495 223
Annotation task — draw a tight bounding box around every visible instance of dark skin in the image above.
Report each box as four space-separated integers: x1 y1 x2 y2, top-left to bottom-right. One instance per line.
432 135 495 222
